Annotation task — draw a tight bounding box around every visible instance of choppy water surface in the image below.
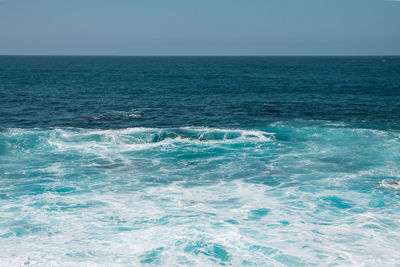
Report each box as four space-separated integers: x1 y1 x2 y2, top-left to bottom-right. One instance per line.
1 56 400 266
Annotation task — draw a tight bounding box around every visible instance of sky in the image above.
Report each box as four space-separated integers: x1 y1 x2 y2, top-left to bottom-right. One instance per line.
0 0 399 55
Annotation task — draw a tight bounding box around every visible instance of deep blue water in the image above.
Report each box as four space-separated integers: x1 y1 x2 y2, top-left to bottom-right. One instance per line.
1 56 400 130
0 56 400 266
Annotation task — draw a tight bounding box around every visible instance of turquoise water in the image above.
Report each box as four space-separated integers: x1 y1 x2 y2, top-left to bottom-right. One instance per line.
1 57 400 266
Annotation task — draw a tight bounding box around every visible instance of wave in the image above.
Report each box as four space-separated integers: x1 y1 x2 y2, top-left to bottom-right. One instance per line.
0 127 275 153
1 124 399 186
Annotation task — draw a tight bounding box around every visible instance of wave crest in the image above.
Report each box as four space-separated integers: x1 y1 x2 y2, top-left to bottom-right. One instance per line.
0 127 274 154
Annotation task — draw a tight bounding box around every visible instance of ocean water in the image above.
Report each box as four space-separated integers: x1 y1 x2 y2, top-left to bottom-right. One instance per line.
0 56 400 266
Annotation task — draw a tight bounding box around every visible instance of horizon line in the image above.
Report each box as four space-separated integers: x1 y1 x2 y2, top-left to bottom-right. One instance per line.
1 54 400 57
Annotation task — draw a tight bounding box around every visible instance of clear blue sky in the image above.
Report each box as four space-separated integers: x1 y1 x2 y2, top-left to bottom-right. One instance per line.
0 0 399 55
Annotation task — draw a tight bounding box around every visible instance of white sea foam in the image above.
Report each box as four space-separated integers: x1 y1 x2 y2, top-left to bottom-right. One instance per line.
380 179 400 190
41 127 274 155
85 110 142 121
1 181 400 266
1 125 400 265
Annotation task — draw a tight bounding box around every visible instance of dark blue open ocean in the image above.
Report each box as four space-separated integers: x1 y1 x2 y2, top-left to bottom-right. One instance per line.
1 56 400 266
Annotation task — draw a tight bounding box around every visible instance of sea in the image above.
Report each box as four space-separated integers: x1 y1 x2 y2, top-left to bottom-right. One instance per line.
0 56 400 266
